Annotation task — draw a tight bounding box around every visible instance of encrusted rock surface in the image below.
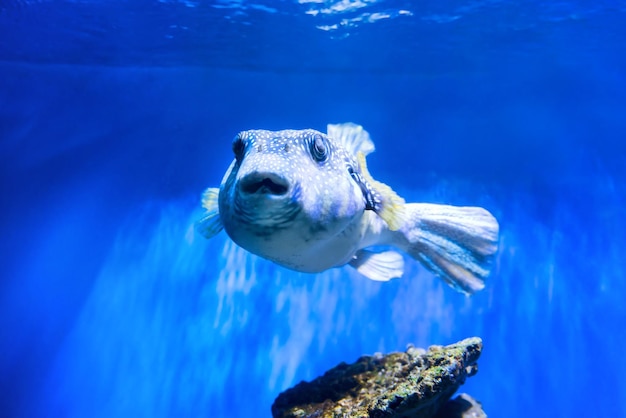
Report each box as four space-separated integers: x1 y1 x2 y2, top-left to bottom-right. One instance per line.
272 337 483 418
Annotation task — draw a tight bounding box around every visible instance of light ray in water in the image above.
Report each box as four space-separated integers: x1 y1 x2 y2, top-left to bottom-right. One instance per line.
37 169 626 417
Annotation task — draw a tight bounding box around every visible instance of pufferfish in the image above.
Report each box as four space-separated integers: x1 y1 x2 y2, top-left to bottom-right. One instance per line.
197 123 499 294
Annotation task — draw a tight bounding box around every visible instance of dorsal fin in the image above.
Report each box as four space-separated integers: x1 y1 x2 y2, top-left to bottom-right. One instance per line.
356 151 406 231
327 123 375 157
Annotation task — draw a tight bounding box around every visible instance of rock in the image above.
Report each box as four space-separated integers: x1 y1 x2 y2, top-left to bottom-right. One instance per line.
434 393 486 418
272 337 483 418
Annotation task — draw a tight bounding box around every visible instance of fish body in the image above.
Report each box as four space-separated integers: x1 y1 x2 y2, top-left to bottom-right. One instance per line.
197 123 499 294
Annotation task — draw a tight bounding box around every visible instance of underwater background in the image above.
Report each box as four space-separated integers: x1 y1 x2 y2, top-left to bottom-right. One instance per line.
1 0 626 416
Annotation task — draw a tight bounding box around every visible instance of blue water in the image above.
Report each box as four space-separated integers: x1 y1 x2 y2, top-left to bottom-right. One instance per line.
1 1 626 417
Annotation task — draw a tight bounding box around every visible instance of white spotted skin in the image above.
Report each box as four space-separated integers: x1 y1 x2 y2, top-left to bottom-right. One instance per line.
218 129 390 272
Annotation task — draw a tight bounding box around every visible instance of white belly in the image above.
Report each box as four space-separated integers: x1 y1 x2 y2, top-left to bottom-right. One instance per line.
226 212 367 273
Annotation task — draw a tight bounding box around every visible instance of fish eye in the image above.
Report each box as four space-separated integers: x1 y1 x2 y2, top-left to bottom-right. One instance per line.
310 133 328 163
232 133 246 161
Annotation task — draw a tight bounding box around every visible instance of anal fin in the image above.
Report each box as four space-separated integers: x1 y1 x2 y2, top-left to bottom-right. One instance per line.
349 249 404 282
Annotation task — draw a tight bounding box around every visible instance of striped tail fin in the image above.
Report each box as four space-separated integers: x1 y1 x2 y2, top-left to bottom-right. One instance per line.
401 203 499 294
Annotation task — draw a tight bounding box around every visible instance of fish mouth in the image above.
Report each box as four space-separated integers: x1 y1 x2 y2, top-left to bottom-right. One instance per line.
239 172 289 196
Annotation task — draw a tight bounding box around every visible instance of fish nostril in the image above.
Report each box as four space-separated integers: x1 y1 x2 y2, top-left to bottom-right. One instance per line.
240 175 289 195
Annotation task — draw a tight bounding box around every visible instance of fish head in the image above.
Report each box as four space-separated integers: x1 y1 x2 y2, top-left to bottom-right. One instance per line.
218 128 367 258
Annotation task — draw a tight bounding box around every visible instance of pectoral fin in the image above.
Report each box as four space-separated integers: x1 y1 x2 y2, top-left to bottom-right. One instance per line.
195 187 223 239
349 249 404 282
355 152 406 231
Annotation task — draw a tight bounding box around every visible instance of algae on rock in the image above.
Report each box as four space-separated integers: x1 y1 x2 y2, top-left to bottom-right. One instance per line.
272 337 484 418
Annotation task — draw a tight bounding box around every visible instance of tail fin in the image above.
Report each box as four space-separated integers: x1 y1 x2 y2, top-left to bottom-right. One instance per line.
402 203 499 294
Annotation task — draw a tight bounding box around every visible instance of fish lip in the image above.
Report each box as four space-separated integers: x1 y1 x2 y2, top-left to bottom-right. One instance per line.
232 181 302 230
238 172 290 196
